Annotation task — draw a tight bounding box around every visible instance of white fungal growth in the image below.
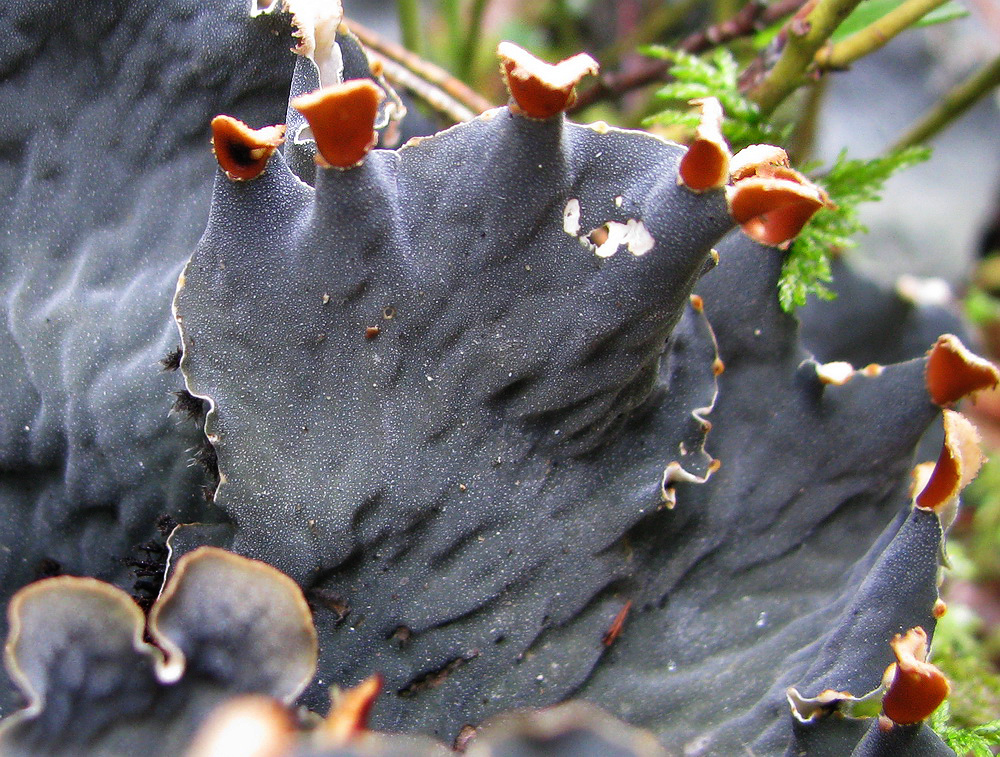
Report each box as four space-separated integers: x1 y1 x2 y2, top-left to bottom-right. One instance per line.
562 198 581 236
592 219 655 257
815 361 855 386
623 219 654 256
563 198 655 257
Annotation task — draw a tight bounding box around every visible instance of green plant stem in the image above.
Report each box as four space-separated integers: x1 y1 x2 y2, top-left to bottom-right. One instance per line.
817 0 950 69
439 0 462 69
748 0 864 117
891 53 1000 149
396 0 423 56
457 0 490 81
787 77 827 163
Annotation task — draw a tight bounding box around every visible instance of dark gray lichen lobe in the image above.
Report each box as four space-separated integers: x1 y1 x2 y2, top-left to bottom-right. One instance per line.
174 101 731 734
0 1 980 755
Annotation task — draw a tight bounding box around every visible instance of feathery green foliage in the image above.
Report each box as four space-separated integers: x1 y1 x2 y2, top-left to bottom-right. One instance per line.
780 146 932 309
643 46 933 311
930 701 1000 756
642 47 787 149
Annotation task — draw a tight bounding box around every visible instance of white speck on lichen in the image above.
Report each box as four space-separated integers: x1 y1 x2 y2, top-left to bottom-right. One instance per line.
562 198 581 236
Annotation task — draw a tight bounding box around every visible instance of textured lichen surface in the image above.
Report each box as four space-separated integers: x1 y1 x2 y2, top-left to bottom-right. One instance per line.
799 256 969 368
0 1 980 755
174 69 956 757
0 0 312 712
174 102 731 735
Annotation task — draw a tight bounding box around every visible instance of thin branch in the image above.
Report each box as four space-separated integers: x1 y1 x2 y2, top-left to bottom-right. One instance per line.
816 0 950 70
746 0 865 116
345 18 495 123
786 77 827 163
891 53 1000 150
571 0 807 112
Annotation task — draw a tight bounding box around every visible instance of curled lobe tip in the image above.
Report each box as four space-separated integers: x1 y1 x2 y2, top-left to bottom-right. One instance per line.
727 145 830 247
914 409 982 512
678 98 731 193
881 627 950 725
318 674 383 746
925 333 999 406
292 79 384 169
497 41 598 119
211 116 286 181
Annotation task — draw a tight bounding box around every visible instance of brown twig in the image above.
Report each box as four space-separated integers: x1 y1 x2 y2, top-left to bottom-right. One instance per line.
344 18 494 123
570 0 808 112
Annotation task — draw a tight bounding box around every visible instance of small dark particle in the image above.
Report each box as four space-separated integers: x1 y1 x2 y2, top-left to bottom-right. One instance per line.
309 588 351 623
136 539 167 556
171 390 207 420
603 600 632 647
388 625 412 647
33 558 62 579
382 306 396 320
121 556 165 578
160 346 182 371
156 514 178 537
123 531 170 614
192 441 219 479
365 326 380 339
397 651 479 697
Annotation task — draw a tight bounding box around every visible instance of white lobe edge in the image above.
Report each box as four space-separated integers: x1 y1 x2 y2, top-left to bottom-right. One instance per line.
660 303 721 509
815 361 855 386
895 274 953 307
786 684 885 723
497 41 598 91
267 0 345 88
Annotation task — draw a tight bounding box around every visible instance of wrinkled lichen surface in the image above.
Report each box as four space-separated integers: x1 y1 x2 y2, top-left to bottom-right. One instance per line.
0 2 987 756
